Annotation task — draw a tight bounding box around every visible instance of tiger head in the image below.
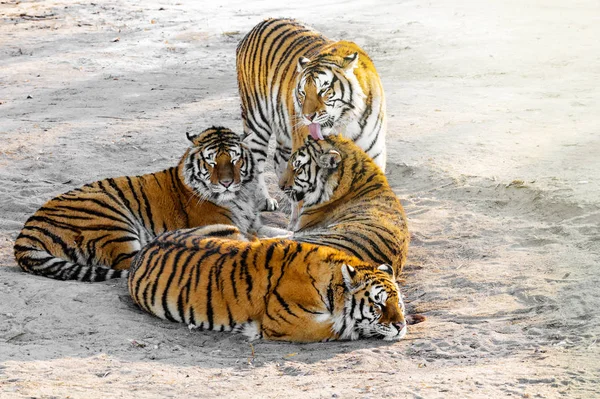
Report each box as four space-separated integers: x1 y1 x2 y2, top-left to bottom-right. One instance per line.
182 127 255 204
294 49 366 140
338 263 407 341
279 136 344 206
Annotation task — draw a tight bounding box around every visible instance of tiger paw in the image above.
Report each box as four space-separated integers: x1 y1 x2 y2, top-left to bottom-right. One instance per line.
261 197 279 212
241 321 263 341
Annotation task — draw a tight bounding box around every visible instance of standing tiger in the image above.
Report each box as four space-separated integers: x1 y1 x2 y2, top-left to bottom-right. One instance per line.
128 226 407 342
237 18 387 210
13 127 287 282
279 134 409 276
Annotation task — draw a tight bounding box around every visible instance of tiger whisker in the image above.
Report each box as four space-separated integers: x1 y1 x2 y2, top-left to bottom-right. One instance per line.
291 120 309 130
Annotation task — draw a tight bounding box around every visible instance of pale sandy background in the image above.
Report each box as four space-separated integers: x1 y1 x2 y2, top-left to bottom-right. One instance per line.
1 0 599 398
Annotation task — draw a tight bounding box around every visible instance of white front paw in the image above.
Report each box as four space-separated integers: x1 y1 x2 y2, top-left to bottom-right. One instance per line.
241 321 263 341
261 197 279 211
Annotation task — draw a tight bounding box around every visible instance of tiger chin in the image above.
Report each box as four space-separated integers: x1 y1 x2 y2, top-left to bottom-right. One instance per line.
13 127 288 282
279 134 410 277
237 18 386 211
128 226 407 343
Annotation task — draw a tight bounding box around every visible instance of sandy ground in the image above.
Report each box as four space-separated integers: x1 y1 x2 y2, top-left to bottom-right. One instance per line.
1 0 599 398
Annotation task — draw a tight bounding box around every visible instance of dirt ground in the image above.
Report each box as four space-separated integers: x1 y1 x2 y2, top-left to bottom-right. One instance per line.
1 0 599 398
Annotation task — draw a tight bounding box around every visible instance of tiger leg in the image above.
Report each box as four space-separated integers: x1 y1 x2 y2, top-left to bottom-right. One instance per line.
260 291 336 342
257 170 278 211
243 133 278 211
72 228 143 272
260 311 336 342
171 225 249 242
255 225 292 239
98 232 143 271
273 143 291 181
287 200 303 231
272 143 294 215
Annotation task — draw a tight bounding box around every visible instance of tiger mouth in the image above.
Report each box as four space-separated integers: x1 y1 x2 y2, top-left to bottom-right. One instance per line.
196 185 239 203
376 323 407 341
359 328 406 341
214 191 237 203
305 119 335 132
209 181 242 193
357 318 408 341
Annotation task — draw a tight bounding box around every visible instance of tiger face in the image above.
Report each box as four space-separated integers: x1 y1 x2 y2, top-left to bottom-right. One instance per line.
279 138 340 206
294 52 364 140
339 264 407 341
183 127 254 204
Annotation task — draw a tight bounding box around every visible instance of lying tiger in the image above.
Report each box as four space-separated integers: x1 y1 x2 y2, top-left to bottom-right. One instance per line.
237 18 387 210
14 127 287 282
280 135 410 276
128 225 407 342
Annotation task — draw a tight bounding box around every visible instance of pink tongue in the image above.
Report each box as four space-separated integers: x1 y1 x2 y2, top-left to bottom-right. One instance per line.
308 123 324 140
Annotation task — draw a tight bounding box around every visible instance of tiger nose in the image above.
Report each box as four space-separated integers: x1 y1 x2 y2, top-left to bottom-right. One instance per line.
392 321 406 332
220 179 233 188
305 113 316 122
278 177 290 191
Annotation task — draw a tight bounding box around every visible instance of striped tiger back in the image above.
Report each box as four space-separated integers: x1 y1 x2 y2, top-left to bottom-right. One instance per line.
13 127 282 282
279 135 409 276
128 226 407 342
237 18 387 211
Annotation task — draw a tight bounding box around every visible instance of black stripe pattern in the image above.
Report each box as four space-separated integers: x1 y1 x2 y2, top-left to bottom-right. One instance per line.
127 226 406 342
236 18 387 210
13 127 263 282
288 135 410 276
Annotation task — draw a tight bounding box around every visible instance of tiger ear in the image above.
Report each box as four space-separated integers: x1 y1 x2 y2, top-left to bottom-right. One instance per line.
342 52 359 70
186 130 199 143
317 150 342 169
239 139 250 152
297 56 310 72
341 264 358 288
378 264 394 278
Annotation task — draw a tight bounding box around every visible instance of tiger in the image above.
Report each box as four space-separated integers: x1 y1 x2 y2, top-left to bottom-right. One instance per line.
236 17 387 211
127 225 407 342
279 134 409 277
13 126 288 282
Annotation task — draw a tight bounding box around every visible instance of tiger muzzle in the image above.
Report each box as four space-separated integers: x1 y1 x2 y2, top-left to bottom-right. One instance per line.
214 153 240 189
392 321 406 332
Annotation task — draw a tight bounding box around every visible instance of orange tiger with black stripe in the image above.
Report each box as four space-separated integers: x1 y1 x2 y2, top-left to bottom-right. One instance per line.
237 18 387 211
128 225 407 342
13 127 287 282
279 135 409 276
